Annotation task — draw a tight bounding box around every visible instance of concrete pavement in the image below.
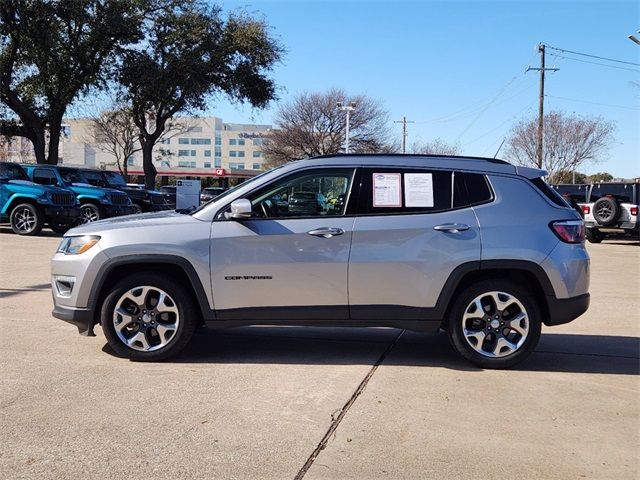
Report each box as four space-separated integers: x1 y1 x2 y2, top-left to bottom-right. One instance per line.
0 227 638 479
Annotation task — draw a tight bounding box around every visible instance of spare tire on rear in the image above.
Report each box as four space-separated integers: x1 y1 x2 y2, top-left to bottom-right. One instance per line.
593 197 620 226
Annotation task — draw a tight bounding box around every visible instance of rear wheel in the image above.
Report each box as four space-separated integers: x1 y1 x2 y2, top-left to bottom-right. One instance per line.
79 203 102 224
447 280 542 369
586 228 604 243
101 273 198 361
10 203 44 236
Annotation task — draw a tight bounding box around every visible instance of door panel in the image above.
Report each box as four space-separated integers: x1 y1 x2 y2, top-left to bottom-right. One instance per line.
349 212 480 318
210 217 355 316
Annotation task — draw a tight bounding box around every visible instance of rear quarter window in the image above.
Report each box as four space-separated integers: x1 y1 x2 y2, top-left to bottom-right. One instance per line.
530 178 571 208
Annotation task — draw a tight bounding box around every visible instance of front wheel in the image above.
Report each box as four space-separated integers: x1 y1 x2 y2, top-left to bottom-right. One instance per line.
79 203 102 224
10 203 44 236
101 273 199 361
447 280 542 369
131 203 143 214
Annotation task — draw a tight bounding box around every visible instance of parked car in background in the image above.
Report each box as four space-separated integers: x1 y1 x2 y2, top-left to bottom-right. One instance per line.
0 162 79 235
51 154 589 369
126 183 145 190
159 185 176 209
200 186 228 204
98 170 171 213
22 165 135 225
582 182 639 243
550 184 588 217
288 191 327 215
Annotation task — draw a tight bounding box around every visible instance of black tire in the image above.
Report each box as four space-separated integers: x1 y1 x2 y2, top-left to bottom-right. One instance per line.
49 221 75 234
593 197 620 226
131 203 143 214
79 203 102 224
447 279 542 369
586 228 604 243
101 272 199 361
10 203 44 236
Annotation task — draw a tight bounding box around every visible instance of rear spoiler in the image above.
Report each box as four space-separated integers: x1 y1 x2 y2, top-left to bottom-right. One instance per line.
515 165 548 179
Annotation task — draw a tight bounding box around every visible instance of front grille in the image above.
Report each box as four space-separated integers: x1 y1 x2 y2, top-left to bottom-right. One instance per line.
51 192 75 206
110 193 129 205
150 194 166 205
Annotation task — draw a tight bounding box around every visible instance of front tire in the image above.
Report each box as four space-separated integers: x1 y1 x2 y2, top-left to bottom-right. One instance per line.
101 273 199 361
10 203 44 236
447 280 542 369
79 203 102 224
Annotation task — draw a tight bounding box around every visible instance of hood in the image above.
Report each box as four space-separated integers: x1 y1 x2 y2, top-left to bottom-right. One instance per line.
66 210 196 236
69 183 124 197
110 185 165 199
5 179 73 195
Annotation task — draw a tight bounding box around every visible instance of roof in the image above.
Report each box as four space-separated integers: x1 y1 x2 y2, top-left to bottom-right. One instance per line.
291 154 546 179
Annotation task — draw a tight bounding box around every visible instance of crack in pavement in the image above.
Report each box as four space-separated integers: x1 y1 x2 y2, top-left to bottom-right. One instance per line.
293 329 406 480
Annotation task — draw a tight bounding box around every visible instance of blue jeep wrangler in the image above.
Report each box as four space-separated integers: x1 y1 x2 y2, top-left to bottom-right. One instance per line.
23 165 136 224
0 162 80 235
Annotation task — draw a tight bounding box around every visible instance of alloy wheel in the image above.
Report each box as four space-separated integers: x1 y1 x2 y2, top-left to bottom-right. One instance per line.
112 286 180 352
13 207 37 233
80 205 99 223
461 291 529 358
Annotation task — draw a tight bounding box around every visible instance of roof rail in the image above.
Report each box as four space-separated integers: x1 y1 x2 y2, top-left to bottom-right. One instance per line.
310 153 511 165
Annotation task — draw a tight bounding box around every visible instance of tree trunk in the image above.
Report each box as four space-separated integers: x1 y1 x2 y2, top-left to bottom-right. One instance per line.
46 116 62 164
142 142 157 189
32 129 47 164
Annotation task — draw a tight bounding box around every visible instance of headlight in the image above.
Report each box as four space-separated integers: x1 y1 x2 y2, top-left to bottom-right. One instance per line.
57 235 101 255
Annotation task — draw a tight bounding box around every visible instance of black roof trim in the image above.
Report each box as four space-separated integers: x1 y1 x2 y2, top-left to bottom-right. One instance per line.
309 153 511 165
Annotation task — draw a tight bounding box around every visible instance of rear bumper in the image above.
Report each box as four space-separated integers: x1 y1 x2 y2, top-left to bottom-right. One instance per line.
544 293 590 326
52 303 96 336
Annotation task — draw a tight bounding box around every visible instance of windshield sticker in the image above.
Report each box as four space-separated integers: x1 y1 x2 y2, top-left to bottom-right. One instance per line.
373 173 402 207
404 173 434 207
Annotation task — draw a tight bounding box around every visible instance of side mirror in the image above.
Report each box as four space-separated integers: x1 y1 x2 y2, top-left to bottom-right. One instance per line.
228 199 252 219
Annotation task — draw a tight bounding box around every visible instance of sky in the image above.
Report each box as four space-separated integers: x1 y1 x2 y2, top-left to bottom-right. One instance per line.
203 0 640 178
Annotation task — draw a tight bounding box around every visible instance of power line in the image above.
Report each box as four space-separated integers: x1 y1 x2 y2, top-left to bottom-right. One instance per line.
548 52 640 73
546 94 640 111
545 44 640 67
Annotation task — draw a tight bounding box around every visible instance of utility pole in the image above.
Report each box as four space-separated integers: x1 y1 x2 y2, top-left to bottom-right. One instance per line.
526 44 559 168
337 101 357 153
394 116 414 154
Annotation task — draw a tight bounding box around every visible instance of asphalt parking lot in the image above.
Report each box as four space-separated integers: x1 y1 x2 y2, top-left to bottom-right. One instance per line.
0 228 638 480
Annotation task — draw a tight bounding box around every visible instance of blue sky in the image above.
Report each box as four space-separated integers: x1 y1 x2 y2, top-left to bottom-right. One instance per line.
209 0 639 178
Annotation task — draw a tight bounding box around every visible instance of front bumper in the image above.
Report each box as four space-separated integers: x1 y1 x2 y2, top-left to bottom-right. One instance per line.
544 293 590 326
44 206 81 222
52 303 96 336
104 205 137 217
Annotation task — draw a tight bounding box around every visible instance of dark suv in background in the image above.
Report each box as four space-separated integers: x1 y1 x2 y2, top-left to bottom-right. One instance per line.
551 184 588 217
99 170 170 213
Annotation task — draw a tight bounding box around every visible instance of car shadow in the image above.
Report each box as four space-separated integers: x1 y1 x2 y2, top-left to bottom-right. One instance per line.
0 227 63 237
102 326 639 376
0 283 51 299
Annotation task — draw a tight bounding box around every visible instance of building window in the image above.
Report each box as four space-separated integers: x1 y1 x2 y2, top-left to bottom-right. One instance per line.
230 150 245 158
178 150 191 156
178 138 190 144
214 158 222 168
191 150 196 156
159 138 171 144
214 147 221 156
215 135 221 146
229 162 245 170
237 151 245 157
178 161 196 168
237 139 245 146
191 138 211 145
204 162 211 168
229 139 237 145
252 163 261 170
252 138 263 146
204 150 211 157
252 151 262 158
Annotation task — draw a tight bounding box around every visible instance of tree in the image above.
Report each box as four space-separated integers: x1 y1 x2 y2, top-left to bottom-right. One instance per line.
588 172 614 183
89 106 141 177
504 111 615 183
263 88 391 168
410 138 460 156
553 170 588 184
0 0 151 164
119 6 283 188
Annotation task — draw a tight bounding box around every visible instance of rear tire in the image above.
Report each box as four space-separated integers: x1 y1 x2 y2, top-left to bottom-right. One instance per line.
447 279 542 369
101 272 199 361
10 203 44 236
586 228 604 243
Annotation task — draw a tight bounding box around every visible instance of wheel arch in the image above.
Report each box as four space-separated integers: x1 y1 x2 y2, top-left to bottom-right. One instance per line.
3 195 41 216
90 255 213 327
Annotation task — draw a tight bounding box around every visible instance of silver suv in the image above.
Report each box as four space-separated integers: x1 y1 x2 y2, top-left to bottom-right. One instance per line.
51 155 590 368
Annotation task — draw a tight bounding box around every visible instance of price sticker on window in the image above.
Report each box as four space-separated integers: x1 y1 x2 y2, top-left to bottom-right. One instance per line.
404 173 434 207
372 173 402 207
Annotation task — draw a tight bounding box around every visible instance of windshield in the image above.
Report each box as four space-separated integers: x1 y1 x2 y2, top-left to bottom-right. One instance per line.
190 165 286 215
102 171 127 187
551 184 589 201
0 163 29 181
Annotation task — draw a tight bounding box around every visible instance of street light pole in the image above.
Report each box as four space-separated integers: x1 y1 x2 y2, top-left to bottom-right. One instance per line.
337 101 357 153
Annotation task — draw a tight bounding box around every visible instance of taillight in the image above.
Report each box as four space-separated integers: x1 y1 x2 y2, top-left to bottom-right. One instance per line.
550 220 585 243
582 205 590 214
631 206 638 216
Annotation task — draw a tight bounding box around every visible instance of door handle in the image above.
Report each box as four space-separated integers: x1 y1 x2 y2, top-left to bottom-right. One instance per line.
433 223 470 233
307 227 345 238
